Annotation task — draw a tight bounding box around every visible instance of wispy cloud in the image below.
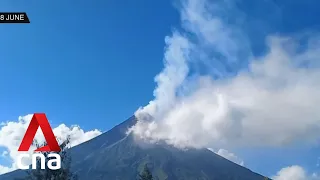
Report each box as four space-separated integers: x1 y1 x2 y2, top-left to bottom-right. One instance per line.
208 148 244 166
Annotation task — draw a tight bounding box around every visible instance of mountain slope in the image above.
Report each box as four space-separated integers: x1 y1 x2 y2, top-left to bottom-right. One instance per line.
0 116 267 180
72 135 266 180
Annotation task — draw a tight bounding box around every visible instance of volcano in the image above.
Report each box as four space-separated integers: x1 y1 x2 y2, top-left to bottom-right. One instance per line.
0 116 268 180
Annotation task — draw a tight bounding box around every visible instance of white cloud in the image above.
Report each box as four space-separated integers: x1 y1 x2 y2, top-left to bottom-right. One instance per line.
53 124 102 148
129 0 320 150
208 148 244 166
0 165 15 176
272 165 320 180
0 114 102 175
273 166 307 180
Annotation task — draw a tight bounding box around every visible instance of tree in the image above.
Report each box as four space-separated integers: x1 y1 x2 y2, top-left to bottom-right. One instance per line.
139 164 153 180
21 136 78 180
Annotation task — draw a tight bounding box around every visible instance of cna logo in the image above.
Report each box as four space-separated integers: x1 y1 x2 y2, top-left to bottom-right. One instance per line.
17 113 61 170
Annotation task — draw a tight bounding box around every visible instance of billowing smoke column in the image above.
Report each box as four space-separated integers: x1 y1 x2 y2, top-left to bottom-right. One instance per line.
128 0 320 149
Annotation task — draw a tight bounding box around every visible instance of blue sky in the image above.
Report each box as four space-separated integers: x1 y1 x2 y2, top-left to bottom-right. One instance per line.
0 0 179 130
1 0 320 178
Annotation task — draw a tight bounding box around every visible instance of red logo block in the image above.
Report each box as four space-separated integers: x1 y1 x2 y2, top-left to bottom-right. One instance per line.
18 113 61 152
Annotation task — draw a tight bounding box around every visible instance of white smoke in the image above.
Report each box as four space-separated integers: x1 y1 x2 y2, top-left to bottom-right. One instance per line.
129 0 320 149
